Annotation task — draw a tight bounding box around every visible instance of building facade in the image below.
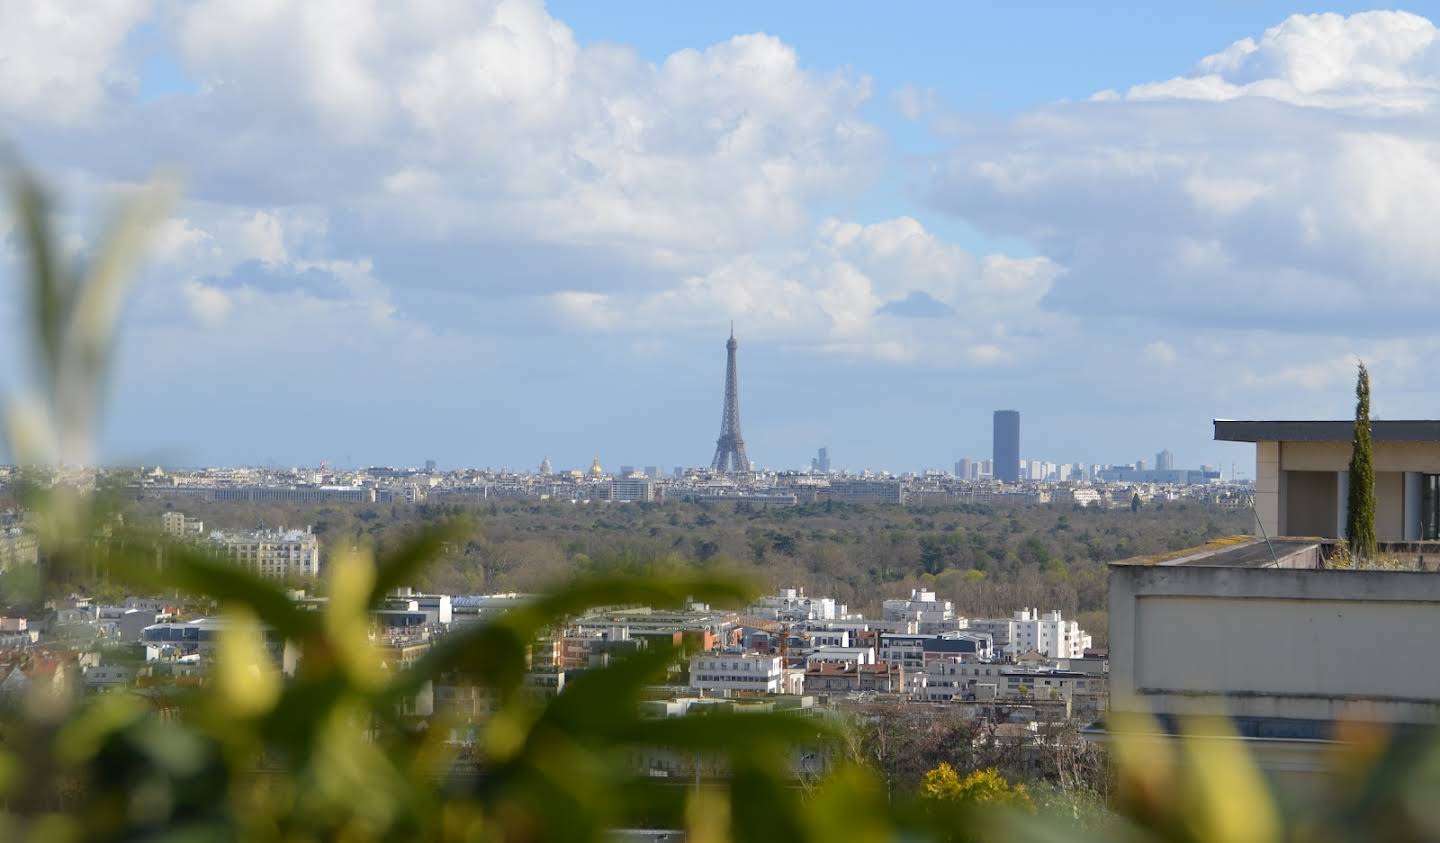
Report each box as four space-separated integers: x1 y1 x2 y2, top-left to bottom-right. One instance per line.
993 410 1020 483
689 653 783 695
207 527 320 579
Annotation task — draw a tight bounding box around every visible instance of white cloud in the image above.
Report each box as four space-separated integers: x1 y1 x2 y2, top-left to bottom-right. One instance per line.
546 216 1061 365
1123 11 1440 111
1144 341 1178 366
182 281 232 326
931 10 1440 334
0 0 151 123
166 1 881 261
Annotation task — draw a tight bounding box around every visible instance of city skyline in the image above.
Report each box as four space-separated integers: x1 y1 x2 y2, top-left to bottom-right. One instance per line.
6 4 1437 472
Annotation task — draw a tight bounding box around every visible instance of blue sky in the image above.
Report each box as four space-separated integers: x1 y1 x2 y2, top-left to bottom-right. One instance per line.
5 2 1440 474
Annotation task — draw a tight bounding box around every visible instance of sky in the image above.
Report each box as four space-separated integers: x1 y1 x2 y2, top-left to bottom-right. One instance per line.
4 2 1440 474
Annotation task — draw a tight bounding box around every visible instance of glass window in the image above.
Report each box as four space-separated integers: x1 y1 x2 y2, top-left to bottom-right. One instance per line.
1425 475 1440 540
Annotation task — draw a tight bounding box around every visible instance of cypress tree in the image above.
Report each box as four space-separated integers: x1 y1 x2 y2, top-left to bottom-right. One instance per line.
1346 361 1377 562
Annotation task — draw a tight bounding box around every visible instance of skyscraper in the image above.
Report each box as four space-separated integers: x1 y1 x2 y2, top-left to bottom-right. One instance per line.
1155 449 1175 471
993 410 1020 483
709 327 751 473
811 447 831 473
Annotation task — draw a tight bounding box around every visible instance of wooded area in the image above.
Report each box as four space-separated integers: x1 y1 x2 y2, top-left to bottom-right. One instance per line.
128 496 1251 643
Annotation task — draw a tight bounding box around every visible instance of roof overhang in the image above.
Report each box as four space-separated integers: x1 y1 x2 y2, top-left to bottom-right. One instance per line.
1214 420 1440 443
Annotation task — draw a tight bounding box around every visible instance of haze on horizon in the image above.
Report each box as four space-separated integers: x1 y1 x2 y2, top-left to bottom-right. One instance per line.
3 1 1439 475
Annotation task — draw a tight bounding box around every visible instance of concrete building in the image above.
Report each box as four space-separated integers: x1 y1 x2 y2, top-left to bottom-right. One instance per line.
1108 412 1440 783
689 653 784 695
208 527 320 579
993 410 1020 483
971 609 1091 659
818 479 905 506
1110 535 1440 784
0 527 38 572
878 632 994 669
1155 449 1175 471
881 589 963 633
1217 419 1440 540
609 477 655 503
747 587 847 622
161 511 204 537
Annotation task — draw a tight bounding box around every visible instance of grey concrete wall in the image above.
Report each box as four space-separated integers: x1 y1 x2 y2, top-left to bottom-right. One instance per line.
1110 564 1440 725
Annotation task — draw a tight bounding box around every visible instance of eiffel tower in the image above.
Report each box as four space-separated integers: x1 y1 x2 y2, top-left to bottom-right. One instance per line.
709 325 751 473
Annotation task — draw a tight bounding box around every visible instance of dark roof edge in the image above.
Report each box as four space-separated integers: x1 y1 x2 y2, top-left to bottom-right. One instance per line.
1215 420 1440 443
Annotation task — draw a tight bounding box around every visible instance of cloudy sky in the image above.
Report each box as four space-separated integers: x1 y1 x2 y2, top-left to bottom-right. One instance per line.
4 1 1440 474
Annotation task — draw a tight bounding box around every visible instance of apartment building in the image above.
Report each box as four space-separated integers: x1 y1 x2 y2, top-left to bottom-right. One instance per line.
0 527 38 572
747 587 848 621
160 511 204 537
878 632 994 670
881 589 964 633
207 527 320 579
689 653 783 696
970 609 1091 659
816 479 905 506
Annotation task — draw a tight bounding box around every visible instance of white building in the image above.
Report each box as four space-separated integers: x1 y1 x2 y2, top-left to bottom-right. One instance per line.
1052 486 1103 508
973 609 1091 659
208 527 320 579
161 511 204 537
804 646 876 666
747 587 847 622
919 660 1008 702
689 653 783 695
881 589 963 632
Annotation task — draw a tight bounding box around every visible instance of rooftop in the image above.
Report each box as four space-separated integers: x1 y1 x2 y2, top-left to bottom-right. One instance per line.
1214 419 1440 443
1114 535 1323 568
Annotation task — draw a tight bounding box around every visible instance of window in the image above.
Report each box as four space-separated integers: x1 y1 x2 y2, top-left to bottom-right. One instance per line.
1425 475 1440 540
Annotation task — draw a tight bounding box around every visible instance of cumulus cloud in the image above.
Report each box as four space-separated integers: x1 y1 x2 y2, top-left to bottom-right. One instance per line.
931 10 1440 339
156 0 884 261
1122 11 1440 111
0 0 151 123
546 216 1062 364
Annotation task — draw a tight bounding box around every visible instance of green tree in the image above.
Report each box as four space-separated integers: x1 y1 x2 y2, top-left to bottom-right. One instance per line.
1347 361 1377 563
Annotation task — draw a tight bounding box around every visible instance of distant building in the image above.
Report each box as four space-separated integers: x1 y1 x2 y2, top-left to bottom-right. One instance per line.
689 653 783 695
161 511 204 537
748 587 847 622
0 527 38 572
993 411 1020 483
609 477 654 503
538 457 552 476
955 458 974 481
882 589 962 632
208 527 320 579
972 609 1090 659
1155 449 1175 471
811 447 831 473
819 479 904 506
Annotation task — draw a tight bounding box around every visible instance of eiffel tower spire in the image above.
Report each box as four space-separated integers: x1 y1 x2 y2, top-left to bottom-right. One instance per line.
710 326 751 473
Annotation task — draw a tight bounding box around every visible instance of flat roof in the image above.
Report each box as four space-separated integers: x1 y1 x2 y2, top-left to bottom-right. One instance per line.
1214 419 1440 443
1112 536 1322 568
